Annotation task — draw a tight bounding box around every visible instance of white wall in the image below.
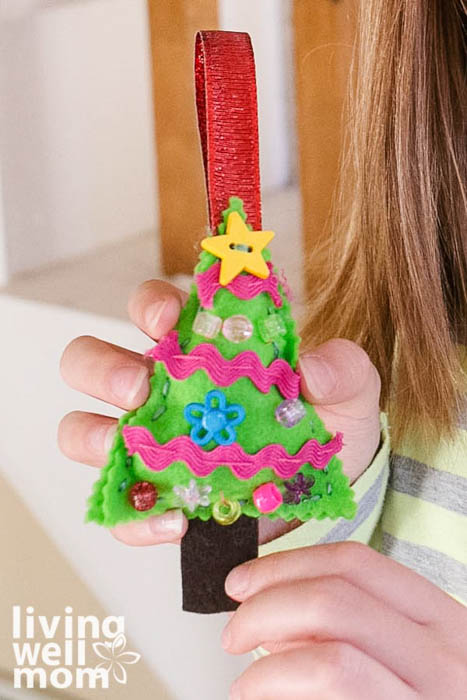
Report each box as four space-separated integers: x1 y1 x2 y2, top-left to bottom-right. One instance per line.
0 0 294 281
220 0 295 191
0 164 7 285
0 0 158 278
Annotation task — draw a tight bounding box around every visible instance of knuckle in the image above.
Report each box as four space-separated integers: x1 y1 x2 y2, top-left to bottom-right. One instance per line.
335 541 372 570
331 641 358 673
310 578 343 620
264 553 286 588
307 577 354 636
316 642 362 691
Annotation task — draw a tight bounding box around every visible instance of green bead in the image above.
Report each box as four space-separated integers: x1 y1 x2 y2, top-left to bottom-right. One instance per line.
258 314 286 343
212 498 242 525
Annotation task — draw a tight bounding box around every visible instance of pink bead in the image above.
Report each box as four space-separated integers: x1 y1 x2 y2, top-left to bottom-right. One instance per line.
253 482 283 513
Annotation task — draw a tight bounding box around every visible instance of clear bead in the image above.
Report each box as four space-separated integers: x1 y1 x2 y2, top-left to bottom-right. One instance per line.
275 399 306 428
222 315 254 343
193 310 222 339
258 314 286 343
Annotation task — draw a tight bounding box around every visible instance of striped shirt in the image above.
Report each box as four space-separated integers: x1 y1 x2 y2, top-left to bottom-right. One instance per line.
259 374 467 606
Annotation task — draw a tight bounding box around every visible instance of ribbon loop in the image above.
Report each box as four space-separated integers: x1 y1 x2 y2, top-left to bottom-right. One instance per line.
195 31 262 231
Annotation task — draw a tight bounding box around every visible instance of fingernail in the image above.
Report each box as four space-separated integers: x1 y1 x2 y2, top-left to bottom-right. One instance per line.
110 366 148 405
222 623 232 650
225 562 251 597
149 509 185 536
88 423 116 455
144 300 168 336
229 681 241 700
103 424 117 453
87 425 104 454
300 355 336 400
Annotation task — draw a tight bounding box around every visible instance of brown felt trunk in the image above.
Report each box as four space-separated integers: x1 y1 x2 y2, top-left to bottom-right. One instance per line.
180 515 258 613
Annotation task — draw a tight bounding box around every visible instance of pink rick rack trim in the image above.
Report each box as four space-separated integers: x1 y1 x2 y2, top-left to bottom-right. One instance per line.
145 331 300 399
196 261 283 308
123 426 343 480
277 268 293 302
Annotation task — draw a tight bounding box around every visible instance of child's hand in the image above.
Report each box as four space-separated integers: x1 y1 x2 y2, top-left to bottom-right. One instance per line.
222 543 467 699
58 280 381 547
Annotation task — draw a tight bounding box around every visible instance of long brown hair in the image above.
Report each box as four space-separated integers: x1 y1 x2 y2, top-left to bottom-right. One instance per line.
302 0 466 447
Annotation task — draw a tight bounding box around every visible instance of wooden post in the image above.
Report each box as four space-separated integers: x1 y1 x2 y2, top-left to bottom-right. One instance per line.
293 0 356 293
147 1 218 276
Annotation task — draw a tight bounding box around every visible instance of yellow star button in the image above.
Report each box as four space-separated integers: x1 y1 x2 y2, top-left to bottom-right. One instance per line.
201 211 275 286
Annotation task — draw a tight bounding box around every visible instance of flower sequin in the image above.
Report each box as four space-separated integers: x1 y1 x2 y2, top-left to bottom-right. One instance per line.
184 390 246 446
283 473 315 504
173 479 212 513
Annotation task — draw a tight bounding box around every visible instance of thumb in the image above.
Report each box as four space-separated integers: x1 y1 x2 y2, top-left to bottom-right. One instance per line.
298 338 381 417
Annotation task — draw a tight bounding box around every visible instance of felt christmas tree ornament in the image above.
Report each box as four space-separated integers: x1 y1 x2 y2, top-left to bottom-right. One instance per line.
87 30 357 613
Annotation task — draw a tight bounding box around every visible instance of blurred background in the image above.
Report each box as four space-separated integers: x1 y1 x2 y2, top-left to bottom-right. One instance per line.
0 1 355 697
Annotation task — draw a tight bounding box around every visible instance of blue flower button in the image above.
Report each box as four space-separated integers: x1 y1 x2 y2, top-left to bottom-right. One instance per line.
184 390 246 446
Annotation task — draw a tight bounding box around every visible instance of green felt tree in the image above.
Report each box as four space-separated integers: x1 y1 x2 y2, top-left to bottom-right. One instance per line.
87 197 356 529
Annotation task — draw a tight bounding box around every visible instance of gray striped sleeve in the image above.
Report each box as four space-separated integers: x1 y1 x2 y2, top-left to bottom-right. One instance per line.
381 532 467 603
389 454 467 516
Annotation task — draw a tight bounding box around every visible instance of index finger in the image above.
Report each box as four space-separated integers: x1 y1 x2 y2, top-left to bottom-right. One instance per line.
127 279 188 341
224 541 452 624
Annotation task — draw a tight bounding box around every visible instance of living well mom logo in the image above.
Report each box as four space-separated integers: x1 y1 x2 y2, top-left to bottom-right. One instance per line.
12 605 141 690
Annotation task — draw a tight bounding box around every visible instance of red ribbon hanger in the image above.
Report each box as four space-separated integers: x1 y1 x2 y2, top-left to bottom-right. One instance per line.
194 30 262 232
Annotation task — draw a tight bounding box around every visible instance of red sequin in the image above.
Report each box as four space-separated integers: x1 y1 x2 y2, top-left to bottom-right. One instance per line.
129 481 157 511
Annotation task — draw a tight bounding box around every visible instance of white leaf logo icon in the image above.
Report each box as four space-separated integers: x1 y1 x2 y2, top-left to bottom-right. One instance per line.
92 633 141 685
